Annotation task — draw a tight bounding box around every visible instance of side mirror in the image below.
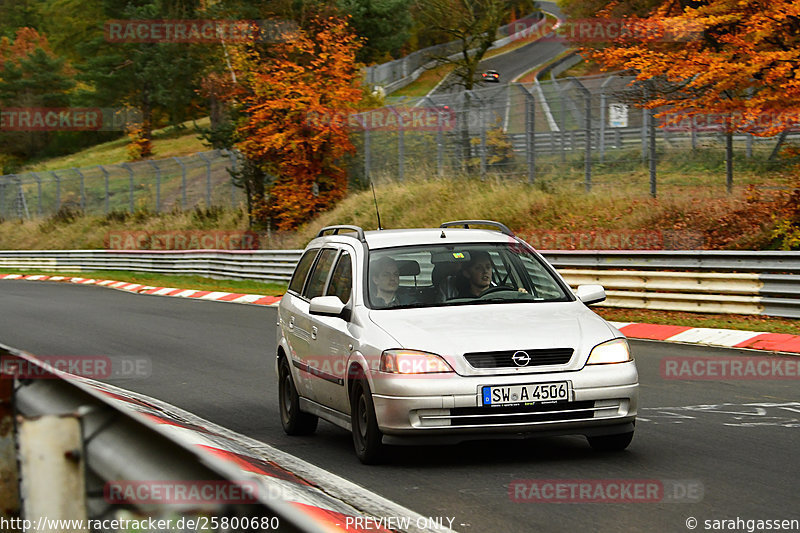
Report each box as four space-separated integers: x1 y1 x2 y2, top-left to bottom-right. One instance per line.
309 295 346 317
576 284 606 305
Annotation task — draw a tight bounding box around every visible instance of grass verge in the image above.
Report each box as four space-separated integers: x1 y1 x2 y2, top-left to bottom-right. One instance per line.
595 307 799 336
0 268 287 296
23 117 210 172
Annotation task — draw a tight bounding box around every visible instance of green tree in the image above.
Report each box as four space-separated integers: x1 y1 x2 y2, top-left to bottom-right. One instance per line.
413 0 522 90
0 29 75 160
77 0 206 150
338 0 412 63
0 0 43 38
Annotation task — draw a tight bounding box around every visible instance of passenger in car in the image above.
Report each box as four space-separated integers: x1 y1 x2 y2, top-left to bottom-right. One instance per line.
455 251 493 297
369 256 404 308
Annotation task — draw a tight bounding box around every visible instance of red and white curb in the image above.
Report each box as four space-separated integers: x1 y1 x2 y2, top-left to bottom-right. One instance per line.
2 272 797 355
0 273 281 306
611 322 800 355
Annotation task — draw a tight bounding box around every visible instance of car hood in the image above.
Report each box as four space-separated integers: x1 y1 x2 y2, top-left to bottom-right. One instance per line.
367 301 617 374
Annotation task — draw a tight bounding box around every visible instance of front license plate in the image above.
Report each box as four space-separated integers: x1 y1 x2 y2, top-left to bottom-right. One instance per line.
481 382 569 406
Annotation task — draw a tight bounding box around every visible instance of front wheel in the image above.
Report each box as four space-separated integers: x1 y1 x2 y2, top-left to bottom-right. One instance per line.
587 430 634 452
278 357 318 435
351 377 384 464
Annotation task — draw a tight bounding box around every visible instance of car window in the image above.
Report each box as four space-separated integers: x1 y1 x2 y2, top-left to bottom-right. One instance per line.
303 248 338 299
288 249 319 294
516 251 569 300
326 251 353 304
366 243 570 308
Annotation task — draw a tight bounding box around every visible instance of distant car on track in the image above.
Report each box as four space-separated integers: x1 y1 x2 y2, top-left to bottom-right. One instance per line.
482 70 500 83
276 220 639 463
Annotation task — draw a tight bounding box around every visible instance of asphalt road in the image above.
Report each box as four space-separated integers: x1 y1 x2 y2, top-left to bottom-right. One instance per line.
1 280 798 533
432 1 567 95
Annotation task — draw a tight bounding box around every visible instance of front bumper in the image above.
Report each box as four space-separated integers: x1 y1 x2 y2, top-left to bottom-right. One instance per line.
369 361 638 443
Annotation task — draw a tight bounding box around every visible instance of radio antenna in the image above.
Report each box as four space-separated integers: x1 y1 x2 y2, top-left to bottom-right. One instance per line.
371 182 383 230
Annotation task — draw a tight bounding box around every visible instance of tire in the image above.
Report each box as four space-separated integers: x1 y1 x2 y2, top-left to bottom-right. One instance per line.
587 430 634 452
278 357 318 435
350 377 384 464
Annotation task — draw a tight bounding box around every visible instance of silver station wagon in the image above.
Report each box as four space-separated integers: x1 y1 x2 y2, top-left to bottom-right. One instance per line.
276 221 638 463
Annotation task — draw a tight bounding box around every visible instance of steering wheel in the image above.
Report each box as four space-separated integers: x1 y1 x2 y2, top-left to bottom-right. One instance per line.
479 285 515 297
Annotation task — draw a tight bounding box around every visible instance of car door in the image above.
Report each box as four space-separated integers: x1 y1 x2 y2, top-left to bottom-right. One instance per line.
308 248 355 413
284 247 338 403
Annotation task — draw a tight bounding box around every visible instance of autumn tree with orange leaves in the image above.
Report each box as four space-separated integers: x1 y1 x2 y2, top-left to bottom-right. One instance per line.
591 0 800 183
229 15 363 230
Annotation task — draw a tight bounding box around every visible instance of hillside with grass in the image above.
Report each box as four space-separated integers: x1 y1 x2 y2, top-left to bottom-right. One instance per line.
1 153 797 252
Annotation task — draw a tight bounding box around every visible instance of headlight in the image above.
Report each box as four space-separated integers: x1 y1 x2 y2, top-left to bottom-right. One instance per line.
380 349 454 374
587 338 632 365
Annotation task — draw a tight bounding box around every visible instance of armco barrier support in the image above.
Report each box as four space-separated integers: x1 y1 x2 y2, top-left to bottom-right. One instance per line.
0 342 318 531
0 249 799 318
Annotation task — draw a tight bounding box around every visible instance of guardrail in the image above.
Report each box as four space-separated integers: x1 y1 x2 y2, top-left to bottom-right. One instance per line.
0 249 303 283
0 249 798 318
0 343 322 531
365 12 545 94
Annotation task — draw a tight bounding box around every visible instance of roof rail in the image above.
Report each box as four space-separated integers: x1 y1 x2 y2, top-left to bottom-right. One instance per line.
440 220 515 237
316 225 367 242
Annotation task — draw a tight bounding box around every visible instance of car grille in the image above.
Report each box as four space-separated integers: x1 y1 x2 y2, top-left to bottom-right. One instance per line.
414 400 627 428
448 401 595 426
464 348 573 369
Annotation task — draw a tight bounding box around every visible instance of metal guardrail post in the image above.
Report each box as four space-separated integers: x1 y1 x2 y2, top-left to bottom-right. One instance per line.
421 96 444 178
98 165 110 214
12 176 30 220
73 168 86 211
0 178 4 221
3 344 318 532
569 77 592 192
51 171 60 211
197 152 213 206
519 85 536 184
599 76 614 163
641 105 648 164
121 162 134 213
559 86 567 162
173 156 187 209
226 149 237 208
479 98 487 179
17 414 87 525
649 106 657 198
32 173 43 217
148 160 161 213
0 373 20 519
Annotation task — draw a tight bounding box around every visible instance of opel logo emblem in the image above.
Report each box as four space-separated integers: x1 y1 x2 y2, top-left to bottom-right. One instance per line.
512 351 531 367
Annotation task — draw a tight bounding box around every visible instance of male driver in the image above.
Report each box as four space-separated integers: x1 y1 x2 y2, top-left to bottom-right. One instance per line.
370 256 402 308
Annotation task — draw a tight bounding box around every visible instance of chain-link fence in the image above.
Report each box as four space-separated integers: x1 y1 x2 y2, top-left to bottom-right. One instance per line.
3 74 797 221
0 150 246 220
349 73 799 193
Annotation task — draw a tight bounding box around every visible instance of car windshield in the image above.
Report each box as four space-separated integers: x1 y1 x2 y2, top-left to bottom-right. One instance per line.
366 242 571 309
